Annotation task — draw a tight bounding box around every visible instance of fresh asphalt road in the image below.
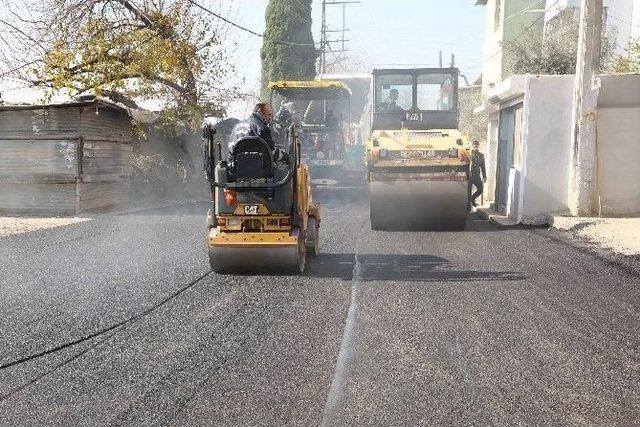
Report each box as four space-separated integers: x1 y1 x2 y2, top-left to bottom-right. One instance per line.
1 195 639 426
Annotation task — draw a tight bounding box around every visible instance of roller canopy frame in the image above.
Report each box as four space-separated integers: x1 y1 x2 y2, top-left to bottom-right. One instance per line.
203 124 300 190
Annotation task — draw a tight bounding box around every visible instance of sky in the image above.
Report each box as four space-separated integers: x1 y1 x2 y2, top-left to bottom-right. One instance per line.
214 0 487 117
0 0 488 117
220 0 487 89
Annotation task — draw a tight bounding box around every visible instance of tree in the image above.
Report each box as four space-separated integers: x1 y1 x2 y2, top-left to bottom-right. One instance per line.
459 86 487 143
611 39 640 74
504 9 613 75
0 1 49 83
260 0 316 96
2 0 230 131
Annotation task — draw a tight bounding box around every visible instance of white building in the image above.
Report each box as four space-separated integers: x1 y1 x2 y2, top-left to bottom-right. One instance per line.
482 74 640 223
545 0 640 53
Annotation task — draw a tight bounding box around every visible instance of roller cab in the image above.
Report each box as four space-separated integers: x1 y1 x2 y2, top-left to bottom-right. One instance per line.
203 126 320 274
366 68 471 230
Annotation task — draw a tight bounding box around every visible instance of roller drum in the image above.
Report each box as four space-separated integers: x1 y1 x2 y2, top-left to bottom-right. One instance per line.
208 229 306 274
369 180 468 230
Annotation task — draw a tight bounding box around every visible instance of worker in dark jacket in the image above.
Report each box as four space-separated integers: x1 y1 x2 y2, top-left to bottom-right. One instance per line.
230 102 288 163
469 140 487 208
247 102 276 150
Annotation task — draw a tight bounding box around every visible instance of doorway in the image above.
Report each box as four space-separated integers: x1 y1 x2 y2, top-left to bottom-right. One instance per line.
494 103 523 214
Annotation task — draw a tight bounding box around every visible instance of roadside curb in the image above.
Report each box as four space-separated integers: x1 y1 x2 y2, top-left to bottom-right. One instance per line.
476 207 519 229
476 207 549 229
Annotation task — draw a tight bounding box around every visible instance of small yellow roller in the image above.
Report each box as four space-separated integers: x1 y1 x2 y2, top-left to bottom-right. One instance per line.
203 125 320 274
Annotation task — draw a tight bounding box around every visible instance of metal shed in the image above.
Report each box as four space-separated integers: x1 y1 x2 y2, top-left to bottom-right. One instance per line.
0 99 133 215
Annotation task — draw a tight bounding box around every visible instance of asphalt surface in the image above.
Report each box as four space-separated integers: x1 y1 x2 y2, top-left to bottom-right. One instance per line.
1 194 639 426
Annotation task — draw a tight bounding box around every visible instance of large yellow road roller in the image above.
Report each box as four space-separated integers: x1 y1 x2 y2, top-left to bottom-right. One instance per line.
203 125 320 273
366 67 471 230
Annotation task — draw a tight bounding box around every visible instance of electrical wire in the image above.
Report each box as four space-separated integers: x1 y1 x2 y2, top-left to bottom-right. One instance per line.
0 270 212 371
503 0 547 23
186 0 317 47
186 0 263 37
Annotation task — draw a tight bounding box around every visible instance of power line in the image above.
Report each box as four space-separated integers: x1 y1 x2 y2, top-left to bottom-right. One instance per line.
187 0 317 47
185 0 263 37
320 0 361 73
503 0 547 23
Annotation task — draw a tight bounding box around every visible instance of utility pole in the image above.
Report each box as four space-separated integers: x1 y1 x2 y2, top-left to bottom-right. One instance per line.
319 0 360 74
569 0 603 216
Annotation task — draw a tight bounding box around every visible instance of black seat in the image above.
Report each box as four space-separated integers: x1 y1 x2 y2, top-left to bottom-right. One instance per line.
231 136 275 180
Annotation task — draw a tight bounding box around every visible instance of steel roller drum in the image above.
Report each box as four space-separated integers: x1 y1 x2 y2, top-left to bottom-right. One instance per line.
369 180 469 230
208 229 305 274
209 246 302 274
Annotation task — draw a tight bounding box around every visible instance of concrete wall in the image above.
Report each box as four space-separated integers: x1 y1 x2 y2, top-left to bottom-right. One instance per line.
596 75 640 216
634 0 640 38
487 74 640 222
519 75 575 222
545 0 639 54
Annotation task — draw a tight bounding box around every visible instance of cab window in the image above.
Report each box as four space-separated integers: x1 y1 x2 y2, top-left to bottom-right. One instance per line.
417 73 455 111
375 74 413 111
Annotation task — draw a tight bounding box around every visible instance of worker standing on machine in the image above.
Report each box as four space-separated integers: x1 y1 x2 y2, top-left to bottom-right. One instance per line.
469 140 487 208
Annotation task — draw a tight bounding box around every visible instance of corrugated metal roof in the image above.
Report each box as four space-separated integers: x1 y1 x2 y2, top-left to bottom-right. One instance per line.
0 98 127 113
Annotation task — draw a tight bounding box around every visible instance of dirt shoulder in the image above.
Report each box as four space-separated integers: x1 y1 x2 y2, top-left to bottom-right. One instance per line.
0 217 91 237
551 216 640 256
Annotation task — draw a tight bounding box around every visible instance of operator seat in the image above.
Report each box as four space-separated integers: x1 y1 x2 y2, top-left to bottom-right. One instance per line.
230 136 275 181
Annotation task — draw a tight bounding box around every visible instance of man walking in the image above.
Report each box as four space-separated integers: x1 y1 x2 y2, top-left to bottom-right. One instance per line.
469 140 486 208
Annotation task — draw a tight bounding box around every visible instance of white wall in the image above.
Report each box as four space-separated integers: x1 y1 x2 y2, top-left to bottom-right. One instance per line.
607 0 636 53
545 0 578 23
545 0 639 53
596 75 640 216
633 0 640 38
520 75 575 222
485 74 640 222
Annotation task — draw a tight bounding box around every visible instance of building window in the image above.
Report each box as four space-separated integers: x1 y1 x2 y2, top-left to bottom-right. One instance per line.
494 0 502 31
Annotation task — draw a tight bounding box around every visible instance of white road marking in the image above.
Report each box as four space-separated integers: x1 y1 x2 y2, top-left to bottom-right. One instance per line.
320 253 362 426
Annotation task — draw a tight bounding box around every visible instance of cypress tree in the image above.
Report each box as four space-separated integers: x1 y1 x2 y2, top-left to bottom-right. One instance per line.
260 0 317 97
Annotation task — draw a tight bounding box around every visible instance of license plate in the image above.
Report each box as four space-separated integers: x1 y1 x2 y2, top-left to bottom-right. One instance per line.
405 112 423 121
400 150 434 159
310 159 342 166
243 205 259 215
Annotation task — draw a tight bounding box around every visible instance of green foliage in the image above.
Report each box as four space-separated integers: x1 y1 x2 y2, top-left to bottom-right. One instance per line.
36 0 229 131
459 86 487 143
260 0 317 97
505 10 614 75
611 39 640 74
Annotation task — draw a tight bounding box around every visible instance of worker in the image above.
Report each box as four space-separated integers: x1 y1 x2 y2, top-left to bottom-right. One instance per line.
230 102 288 163
469 140 487 208
381 88 404 112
